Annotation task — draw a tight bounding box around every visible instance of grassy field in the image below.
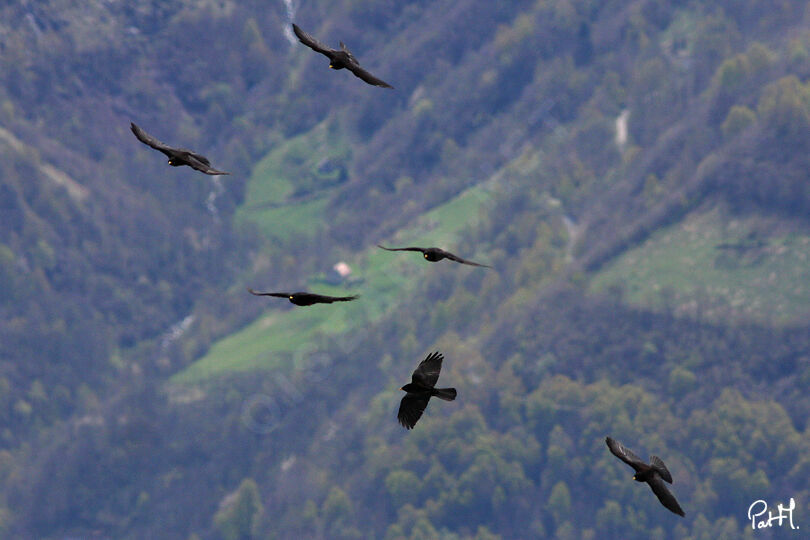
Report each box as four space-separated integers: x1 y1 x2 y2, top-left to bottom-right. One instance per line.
590 207 810 324
172 291 361 383
234 119 350 241
173 178 493 383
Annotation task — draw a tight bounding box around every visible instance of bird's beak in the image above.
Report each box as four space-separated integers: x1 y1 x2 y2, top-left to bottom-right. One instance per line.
399 387 403 391
329 64 334 69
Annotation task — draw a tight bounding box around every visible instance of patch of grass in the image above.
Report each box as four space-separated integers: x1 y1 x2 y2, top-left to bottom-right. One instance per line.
235 118 350 241
590 207 810 324
390 184 492 247
243 197 330 241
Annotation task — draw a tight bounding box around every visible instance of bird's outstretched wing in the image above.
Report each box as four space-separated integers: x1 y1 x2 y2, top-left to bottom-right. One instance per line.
131 122 175 157
377 245 425 253
649 456 673 483
411 351 443 388
186 153 230 175
440 249 491 268
313 293 359 303
248 288 290 298
292 24 334 57
397 393 430 430
606 437 646 472
648 474 685 516
347 64 394 88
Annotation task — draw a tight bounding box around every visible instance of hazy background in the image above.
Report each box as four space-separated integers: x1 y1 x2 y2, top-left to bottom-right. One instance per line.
1 0 809 538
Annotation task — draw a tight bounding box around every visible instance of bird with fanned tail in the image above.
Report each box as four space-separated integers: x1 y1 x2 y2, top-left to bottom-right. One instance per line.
397 352 457 430
605 436 685 517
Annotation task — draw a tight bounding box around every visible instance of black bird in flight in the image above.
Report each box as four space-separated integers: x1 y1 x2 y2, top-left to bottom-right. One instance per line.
130 122 230 175
248 288 359 307
377 245 491 268
398 352 457 430
292 23 394 89
605 437 685 517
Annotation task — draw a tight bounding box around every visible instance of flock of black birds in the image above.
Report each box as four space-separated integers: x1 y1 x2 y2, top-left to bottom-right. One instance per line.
129 21 686 521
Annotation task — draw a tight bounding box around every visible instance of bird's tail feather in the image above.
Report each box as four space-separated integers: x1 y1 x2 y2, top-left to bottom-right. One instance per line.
433 388 457 401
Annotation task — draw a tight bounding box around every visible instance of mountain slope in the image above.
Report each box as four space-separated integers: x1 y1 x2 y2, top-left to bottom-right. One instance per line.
3 1 810 539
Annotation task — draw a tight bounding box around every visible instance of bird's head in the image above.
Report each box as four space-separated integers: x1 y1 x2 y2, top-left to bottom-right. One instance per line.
400 383 417 393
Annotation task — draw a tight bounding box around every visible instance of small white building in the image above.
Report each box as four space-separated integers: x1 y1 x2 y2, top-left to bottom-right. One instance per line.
325 261 352 284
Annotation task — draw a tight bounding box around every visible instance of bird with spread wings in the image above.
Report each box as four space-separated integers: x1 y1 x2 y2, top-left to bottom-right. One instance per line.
248 288 359 307
130 123 229 176
605 437 685 517
378 245 492 268
398 352 457 430
292 23 394 89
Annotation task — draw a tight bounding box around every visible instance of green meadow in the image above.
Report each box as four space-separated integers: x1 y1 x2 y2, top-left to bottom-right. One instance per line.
591 208 810 324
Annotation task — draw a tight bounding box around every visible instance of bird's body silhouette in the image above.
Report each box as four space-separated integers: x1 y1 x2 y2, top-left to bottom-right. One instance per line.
398 352 457 429
377 245 491 268
130 123 229 175
605 437 685 517
248 288 358 307
292 24 393 88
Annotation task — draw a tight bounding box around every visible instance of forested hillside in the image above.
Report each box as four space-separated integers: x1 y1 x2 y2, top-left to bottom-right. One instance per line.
1 0 810 538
